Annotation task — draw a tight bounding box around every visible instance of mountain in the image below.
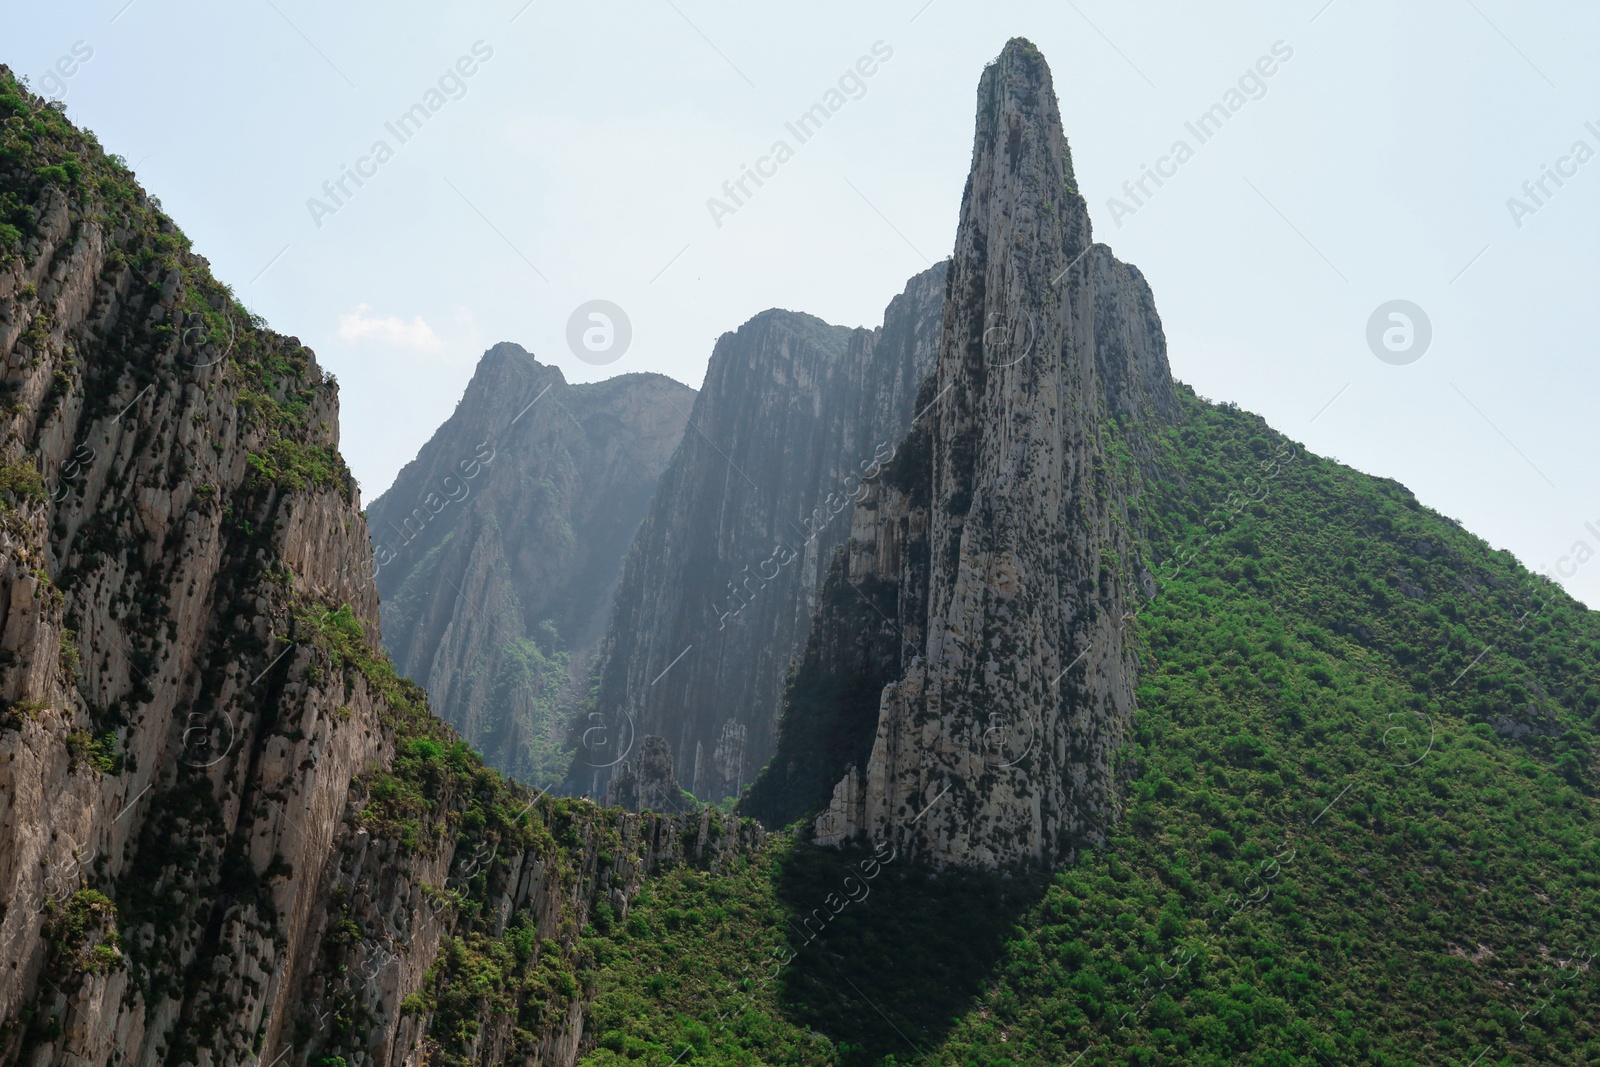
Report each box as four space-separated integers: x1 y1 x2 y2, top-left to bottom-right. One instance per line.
571 39 1600 1064
570 265 946 805
0 68 760 1067
7 35 1600 1067
367 345 693 790
743 41 1176 869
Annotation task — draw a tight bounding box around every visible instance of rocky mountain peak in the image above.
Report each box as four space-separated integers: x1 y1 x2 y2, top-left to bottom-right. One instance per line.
975 38 1082 207
475 339 565 382
771 38 1170 868
370 341 695 790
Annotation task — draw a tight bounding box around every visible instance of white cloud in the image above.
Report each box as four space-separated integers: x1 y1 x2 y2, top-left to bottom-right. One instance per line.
337 304 443 352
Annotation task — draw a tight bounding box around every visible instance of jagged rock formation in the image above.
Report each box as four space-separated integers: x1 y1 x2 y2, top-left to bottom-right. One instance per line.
0 69 762 1067
368 345 693 790
571 266 946 805
605 735 689 813
747 39 1178 868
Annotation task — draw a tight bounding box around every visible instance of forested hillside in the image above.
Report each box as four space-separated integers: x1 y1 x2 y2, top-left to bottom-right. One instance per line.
572 386 1600 1066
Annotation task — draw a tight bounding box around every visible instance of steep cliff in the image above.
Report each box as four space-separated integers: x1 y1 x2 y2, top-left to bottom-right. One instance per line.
595 41 1600 1063
368 346 692 791
570 267 946 804
747 40 1178 868
0 69 761 1067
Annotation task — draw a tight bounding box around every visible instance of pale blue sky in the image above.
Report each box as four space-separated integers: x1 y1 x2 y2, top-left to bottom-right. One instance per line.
8 1 1599 605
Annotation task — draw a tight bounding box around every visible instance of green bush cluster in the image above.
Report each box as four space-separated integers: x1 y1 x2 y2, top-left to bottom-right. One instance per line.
65 727 121 774
245 438 351 495
46 889 123 978
405 921 584 1066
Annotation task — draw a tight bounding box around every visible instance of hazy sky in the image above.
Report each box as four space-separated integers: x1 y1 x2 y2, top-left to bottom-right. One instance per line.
9 1 1599 605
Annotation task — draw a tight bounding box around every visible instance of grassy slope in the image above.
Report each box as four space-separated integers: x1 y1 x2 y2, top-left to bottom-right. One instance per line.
574 385 1600 1066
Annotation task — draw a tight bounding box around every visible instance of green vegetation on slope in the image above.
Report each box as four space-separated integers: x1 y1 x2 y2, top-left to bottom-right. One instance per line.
482 627 574 787
575 385 1600 1066
0 67 352 498
295 601 756 1067
377 528 577 792
580 840 838 1067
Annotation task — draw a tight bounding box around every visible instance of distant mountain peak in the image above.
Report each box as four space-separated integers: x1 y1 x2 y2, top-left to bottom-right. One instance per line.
571 263 948 805
369 347 694 788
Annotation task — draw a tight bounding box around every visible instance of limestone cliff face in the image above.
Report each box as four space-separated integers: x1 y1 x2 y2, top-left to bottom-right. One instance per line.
571 267 946 804
0 69 760 1067
759 40 1177 868
605 736 688 814
368 345 693 790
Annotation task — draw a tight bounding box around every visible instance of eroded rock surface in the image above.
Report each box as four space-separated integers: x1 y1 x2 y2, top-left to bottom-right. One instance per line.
574 266 946 805
750 39 1177 868
369 344 694 790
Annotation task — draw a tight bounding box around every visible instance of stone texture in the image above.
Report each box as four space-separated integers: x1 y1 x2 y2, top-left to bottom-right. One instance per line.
572 265 946 805
0 68 762 1067
772 39 1177 869
605 735 688 813
368 343 693 789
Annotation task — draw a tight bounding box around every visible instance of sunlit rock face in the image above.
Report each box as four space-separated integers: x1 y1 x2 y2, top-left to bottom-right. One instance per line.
783 39 1177 868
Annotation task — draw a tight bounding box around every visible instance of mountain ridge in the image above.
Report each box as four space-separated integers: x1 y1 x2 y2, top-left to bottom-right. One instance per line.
0 66 763 1067
369 341 695 789
569 262 947 805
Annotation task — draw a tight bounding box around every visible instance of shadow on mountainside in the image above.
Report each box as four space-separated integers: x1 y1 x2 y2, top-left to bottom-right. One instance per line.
773 842 1051 1064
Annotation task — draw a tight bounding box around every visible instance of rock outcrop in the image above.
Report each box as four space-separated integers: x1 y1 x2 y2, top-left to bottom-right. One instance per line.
748 39 1178 868
605 735 690 813
570 267 947 805
0 68 761 1067
368 344 693 790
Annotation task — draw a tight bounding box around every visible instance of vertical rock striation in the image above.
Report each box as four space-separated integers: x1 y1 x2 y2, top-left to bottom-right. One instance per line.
0 68 760 1067
368 344 693 789
753 39 1177 868
570 266 946 805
